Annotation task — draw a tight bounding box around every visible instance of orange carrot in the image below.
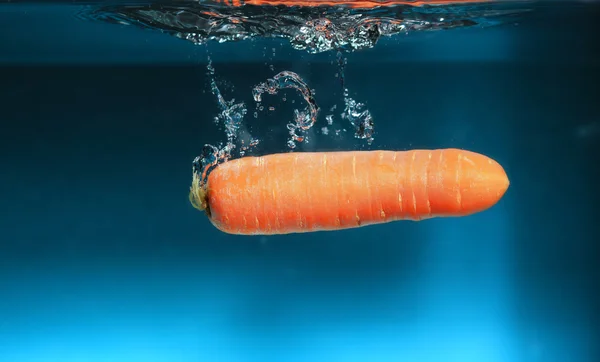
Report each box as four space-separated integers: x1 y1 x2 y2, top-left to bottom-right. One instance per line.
189 149 509 235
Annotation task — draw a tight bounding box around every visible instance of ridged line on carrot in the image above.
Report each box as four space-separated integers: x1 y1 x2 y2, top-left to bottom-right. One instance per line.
189 148 510 235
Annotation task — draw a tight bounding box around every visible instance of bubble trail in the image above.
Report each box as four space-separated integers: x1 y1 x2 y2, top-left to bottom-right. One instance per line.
342 93 375 145
332 52 375 145
196 57 260 184
336 50 347 90
253 71 320 148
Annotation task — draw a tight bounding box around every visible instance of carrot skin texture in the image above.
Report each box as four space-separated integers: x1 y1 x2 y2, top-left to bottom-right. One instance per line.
203 149 510 235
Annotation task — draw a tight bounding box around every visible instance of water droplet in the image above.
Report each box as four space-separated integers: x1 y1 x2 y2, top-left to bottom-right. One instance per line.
326 114 334 125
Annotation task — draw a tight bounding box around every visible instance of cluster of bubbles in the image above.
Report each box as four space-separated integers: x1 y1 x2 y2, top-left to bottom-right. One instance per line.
194 51 375 182
83 2 529 54
252 71 320 149
80 1 532 186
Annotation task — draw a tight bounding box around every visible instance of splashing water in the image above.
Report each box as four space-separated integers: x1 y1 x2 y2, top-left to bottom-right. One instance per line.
342 91 375 145
192 144 221 183
194 58 261 184
327 51 374 144
291 16 401 54
81 1 531 54
198 59 374 181
80 0 532 196
195 47 377 182
252 71 320 149
207 58 244 148
211 57 261 157
198 66 325 181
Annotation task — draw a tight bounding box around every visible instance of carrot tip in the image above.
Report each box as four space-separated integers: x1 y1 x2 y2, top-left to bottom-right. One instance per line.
189 172 209 215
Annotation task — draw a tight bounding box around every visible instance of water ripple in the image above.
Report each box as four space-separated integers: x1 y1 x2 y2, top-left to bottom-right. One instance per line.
80 0 532 53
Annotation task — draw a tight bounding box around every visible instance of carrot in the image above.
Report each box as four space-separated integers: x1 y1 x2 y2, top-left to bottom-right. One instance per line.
189 149 509 235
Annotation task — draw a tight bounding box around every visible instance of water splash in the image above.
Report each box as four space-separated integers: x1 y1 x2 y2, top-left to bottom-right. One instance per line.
195 57 260 183
192 144 221 183
253 71 320 149
290 16 398 54
342 91 375 145
334 51 375 144
195 52 376 181
81 1 532 54
207 58 245 148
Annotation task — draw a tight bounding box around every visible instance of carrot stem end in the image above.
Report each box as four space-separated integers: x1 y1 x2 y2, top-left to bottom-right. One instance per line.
189 172 209 216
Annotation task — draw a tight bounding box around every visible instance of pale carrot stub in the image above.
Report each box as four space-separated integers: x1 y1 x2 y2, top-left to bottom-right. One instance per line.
189 149 510 235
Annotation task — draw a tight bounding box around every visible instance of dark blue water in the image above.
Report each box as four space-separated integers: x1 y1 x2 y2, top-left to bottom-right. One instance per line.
1 1 599 361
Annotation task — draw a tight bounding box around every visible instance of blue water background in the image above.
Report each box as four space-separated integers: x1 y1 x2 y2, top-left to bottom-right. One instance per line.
1 2 599 362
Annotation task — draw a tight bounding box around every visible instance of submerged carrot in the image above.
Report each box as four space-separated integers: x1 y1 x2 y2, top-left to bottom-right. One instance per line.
189 149 509 235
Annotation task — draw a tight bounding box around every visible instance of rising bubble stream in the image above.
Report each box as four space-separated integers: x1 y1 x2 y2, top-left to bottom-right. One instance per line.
252 71 320 149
